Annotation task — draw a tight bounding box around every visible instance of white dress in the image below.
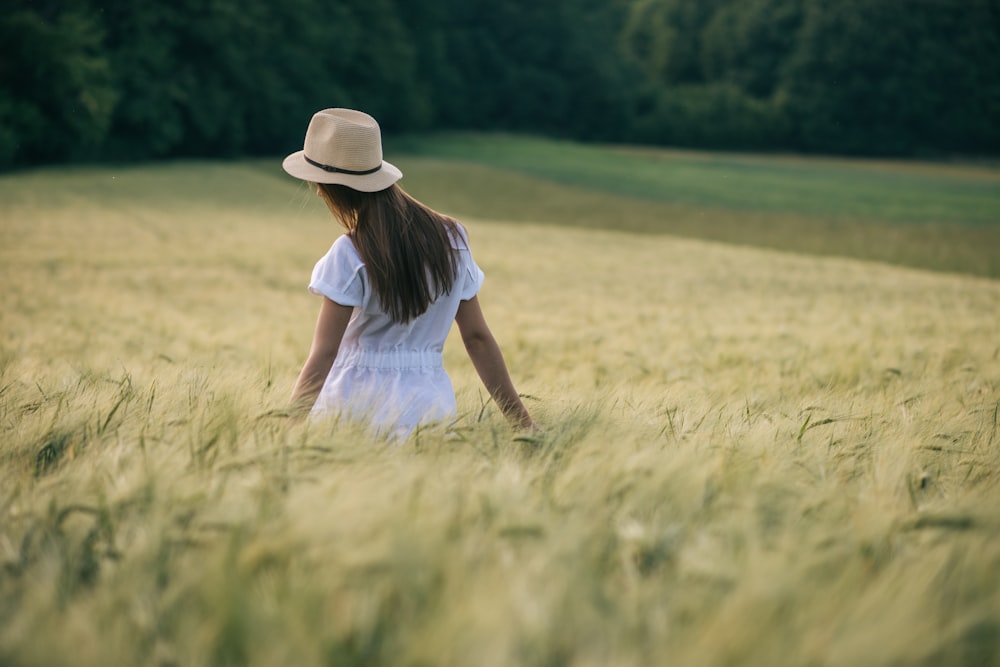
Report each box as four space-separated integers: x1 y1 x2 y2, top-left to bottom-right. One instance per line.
307 224 484 438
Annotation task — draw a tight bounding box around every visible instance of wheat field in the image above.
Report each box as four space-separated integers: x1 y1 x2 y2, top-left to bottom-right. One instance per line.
1 157 999 666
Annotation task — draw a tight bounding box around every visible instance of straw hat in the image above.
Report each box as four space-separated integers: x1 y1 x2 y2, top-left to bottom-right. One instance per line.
282 108 402 191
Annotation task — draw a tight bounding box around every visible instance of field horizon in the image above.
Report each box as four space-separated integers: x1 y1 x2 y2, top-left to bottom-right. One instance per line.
1 145 999 666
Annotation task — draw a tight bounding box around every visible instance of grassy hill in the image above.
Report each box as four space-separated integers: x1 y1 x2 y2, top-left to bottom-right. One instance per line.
391 134 1000 277
1 144 999 666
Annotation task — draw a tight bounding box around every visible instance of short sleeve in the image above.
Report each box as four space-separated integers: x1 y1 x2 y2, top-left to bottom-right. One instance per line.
460 256 485 300
308 235 365 307
452 223 485 301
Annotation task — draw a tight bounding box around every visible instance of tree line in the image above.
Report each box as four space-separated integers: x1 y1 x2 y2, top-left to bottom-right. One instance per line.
1 0 997 169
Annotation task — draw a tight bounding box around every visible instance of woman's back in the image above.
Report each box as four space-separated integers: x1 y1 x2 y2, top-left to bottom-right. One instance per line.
310 224 483 355
306 223 484 436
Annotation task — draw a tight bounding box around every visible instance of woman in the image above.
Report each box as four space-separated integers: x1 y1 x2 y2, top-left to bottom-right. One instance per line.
284 108 536 438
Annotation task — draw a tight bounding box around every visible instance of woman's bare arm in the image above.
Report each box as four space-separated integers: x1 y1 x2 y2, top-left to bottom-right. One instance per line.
290 297 353 414
455 296 536 430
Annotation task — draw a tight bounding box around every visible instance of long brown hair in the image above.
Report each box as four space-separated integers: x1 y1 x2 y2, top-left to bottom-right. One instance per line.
316 183 460 324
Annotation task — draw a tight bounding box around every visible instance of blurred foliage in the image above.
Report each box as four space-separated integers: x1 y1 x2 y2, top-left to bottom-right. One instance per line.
0 0 998 168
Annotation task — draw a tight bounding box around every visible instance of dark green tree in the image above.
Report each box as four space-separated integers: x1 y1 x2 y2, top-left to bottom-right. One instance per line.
782 0 1000 154
620 0 733 86
0 1 117 167
1 0 998 167
701 0 804 99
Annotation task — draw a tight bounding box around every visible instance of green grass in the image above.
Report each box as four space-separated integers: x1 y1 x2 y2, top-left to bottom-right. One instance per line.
392 134 1000 225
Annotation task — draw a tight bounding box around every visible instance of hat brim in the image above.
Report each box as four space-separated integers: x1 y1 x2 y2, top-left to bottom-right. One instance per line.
282 150 402 192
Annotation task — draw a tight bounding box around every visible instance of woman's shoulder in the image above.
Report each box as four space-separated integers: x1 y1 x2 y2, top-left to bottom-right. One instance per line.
330 233 362 258
316 234 365 270
444 218 472 251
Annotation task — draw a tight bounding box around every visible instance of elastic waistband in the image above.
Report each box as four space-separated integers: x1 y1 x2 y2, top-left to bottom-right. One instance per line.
334 348 444 370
